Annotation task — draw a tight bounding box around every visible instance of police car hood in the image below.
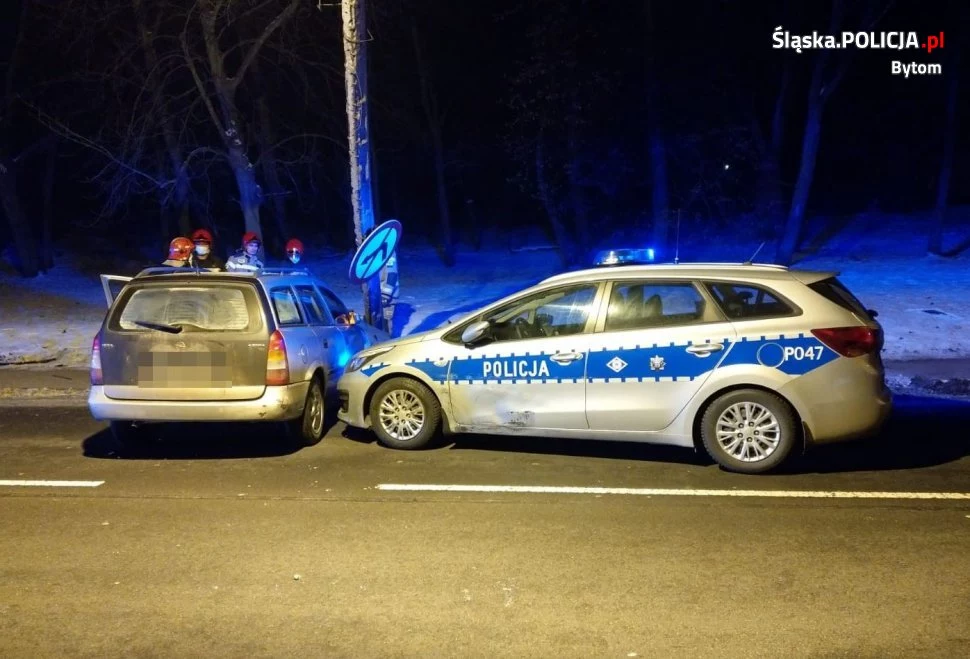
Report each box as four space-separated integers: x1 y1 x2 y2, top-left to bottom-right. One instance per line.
379 327 444 348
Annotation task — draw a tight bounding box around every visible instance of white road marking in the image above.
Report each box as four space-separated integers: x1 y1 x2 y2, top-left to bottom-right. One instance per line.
377 484 970 500
0 479 104 488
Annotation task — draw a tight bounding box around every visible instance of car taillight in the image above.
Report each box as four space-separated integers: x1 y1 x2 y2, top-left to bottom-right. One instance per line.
90 334 103 385
811 326 878 358
266 329 289 386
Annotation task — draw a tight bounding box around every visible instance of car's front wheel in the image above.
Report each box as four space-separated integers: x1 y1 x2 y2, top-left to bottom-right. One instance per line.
369 378 440 450
700 389 798 474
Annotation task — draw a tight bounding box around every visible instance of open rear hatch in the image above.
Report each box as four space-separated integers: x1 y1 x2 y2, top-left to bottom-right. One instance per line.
100 280 270 401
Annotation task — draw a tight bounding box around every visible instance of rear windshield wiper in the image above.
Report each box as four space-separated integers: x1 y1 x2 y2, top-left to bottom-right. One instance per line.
131 320 184 334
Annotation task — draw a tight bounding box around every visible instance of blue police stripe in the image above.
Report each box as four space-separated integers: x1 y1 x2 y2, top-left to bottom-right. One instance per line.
359 333 839 384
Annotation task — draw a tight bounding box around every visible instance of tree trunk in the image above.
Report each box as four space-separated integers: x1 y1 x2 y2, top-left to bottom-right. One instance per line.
343 0 383 324
430 124 454 267
257 98 288 243
0 157 38 277
227 145 262 240
755 61 789 226
536 130 570 268
928 41 960 255
778 101 823 264
41 141 57 271
411 20 453 267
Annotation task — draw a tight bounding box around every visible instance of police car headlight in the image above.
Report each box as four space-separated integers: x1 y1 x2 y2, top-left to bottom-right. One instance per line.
347 345 395 373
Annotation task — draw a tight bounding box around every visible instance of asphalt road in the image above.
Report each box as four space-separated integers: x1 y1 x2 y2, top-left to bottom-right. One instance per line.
1 395 969 659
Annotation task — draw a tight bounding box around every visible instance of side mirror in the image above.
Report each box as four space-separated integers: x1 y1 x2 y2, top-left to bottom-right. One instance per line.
867 308 879 319
460 320 490 346
335 311 358 326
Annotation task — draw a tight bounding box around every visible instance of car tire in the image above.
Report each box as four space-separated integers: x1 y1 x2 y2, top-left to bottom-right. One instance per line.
369 378 440 450
288 377 326 447
109 420 148 451
700 389 798 474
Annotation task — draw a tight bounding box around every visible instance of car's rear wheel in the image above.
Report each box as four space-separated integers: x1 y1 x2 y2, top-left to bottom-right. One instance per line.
288 377 325 447
109 420 149 451
700 389 798 474
369 378 440 450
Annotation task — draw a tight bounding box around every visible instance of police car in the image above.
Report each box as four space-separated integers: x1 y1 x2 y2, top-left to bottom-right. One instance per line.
336 261 891 474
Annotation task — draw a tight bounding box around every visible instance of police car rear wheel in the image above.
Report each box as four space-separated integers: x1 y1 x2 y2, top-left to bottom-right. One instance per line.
700 389 797 474
370 378 440 450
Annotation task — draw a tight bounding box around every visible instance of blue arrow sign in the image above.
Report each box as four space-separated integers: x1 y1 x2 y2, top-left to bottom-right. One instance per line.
349 220 402 283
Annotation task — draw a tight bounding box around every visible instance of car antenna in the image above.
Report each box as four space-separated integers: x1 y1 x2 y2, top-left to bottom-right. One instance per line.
673 209 681 265
744 241 766 265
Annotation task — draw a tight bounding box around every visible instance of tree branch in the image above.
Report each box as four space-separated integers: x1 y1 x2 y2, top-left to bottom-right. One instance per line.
255 132 346 165
231 0 300 91
19 97 167 189
181 27 226 136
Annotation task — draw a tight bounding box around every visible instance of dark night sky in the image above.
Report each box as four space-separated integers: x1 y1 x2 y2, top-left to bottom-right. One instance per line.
1 0 967 260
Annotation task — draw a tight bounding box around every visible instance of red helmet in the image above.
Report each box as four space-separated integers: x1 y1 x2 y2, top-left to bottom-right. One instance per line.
168 237 193 260
285 238 304 256
191 228 213 244
242 231 261 246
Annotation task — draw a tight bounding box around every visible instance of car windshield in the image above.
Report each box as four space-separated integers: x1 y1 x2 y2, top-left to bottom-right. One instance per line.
117 286 255 332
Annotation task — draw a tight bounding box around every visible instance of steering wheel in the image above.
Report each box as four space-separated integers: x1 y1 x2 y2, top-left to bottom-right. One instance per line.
513 317 531 339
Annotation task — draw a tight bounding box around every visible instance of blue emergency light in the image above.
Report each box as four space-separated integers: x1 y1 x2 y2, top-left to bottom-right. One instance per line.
592 248 656 267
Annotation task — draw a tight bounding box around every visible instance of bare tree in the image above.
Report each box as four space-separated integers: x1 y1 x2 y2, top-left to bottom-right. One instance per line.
410 18 454 267
777 0 885 264
0 0 40 276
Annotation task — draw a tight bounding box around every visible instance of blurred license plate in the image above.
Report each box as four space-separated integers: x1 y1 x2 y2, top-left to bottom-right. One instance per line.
137 352 232 387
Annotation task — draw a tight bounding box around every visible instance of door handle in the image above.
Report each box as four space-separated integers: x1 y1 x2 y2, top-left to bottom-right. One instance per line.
685 343 724 356
550 352 583 364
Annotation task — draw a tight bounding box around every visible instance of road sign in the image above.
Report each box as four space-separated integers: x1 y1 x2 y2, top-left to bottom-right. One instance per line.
349 220 402 284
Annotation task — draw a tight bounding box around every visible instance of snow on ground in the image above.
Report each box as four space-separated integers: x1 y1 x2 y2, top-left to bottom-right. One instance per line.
0 212 967 368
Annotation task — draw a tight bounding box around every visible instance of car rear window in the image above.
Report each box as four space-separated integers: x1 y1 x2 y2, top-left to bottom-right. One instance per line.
704 282 796 320
115 285 256 332
808 277 872 320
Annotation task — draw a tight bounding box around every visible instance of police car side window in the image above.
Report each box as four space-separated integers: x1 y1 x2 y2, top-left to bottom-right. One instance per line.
484 284 597 342
270 287 304 326
704 282 794 320
605 282 708 331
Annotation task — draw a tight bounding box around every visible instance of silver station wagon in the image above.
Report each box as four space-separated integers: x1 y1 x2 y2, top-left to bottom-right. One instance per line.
89 267 389 448
337 262 891 474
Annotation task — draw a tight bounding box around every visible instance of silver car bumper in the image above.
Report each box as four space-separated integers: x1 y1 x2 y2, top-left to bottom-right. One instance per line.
88 382 309 422
336 370 371 429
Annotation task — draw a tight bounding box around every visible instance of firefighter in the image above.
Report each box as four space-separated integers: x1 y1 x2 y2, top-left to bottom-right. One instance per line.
191 228 225 271
162 237 194 267
226 232 264 272
284 238 304 265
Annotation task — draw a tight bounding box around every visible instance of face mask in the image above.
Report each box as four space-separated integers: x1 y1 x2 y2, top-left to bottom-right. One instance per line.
195 244 210 257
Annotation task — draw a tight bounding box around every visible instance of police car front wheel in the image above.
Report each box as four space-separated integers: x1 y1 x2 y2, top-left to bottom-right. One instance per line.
370 378 441 450
700 389 798 474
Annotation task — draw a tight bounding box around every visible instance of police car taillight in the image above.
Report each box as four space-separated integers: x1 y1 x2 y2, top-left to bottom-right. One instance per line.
90 334 103 386
811 326 878 358
266 330 289 386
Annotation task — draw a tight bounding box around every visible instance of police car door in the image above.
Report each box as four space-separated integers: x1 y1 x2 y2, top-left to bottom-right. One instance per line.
448 283 602 431
585 280 736 432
